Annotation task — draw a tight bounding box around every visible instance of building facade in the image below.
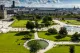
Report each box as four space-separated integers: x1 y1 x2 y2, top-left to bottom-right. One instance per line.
0 5 7 19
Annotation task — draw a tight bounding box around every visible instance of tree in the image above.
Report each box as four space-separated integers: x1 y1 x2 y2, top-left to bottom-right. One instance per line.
45 21 51 27
62 17 65 21
71 32 80 41
42 16 52 27
26 21 35 31
70 45 74 53
16 14 23 20
28 40 41 53
48 16 52 21
35 21 39 29
59 27 68 37
40 23 45 28
43 16 52 23
43 16 48 23
16 14 21 20
48 28 57 34
35 15 41 20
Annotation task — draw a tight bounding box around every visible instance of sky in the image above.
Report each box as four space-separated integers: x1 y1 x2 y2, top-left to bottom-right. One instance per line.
0 0 80 8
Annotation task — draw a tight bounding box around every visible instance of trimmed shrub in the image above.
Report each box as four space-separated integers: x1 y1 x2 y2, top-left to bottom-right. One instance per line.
48 28 57 34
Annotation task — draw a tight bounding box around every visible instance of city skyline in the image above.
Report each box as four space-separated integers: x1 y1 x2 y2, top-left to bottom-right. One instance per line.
0 0 80 8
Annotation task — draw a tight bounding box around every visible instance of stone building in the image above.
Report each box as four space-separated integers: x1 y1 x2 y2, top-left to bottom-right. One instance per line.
0 5 7 19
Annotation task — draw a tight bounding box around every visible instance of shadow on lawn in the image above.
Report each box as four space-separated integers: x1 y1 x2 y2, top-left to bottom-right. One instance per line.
45 33 56 36
15 31 30 36
21 38 31 40
55 35 65 39
55 36 62 39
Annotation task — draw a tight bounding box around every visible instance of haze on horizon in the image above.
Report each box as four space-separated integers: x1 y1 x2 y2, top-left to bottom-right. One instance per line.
0 0 80 8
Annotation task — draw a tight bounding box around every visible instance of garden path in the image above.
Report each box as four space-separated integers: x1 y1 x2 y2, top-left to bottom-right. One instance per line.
34 32 80 53
23 32 80 53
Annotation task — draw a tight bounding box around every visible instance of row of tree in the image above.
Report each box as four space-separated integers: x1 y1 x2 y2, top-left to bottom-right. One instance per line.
26 16 53 31
26 20 80 42
48 27 80 42
47 27 68 38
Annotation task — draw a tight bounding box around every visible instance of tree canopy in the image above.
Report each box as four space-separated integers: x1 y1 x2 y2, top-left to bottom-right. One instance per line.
26 21 35 30
59 27 68 37
28 40 41 53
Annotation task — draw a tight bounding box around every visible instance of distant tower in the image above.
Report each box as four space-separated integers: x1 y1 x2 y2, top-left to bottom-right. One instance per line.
0 5 4 10
12 1 15 8
73 6 76 10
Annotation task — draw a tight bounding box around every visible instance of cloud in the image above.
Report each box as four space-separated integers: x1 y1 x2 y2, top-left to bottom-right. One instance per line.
53 0 61 3
0 0 60 6
57 0 61 3
0 0 80 8
0 0 21 6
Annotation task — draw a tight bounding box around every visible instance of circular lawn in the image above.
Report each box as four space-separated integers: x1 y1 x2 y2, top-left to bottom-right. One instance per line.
27 39 49 49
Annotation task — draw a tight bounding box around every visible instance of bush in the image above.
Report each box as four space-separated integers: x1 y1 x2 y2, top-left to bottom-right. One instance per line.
58 27 68 38
43 16 52 23
59 27 67 35
48 28 57 34
71 32 80 41
44 21 51 27
70 45 74 53
26 21 35 30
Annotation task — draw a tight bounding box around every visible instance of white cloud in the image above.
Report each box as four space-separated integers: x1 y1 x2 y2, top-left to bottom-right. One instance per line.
0 0 60 7
0 0 21 6
57 0 61 3
53 4 80 8
0 0 80 8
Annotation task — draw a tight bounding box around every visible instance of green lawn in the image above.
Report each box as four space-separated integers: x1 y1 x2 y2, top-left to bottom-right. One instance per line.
75 46 80 53
45 45 80 53
11 20 28 28
61 20 80 25
45 45 70 53
27 40 48 49
0 32 34 53
38 31 71 41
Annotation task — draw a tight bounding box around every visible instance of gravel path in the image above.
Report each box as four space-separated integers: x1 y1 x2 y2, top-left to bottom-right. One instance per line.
23 32 80 53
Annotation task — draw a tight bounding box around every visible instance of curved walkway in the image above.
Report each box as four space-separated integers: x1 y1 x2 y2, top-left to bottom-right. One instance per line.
23 32 80 53
23 32 56 53
34 32 56 53
53 20 67 26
